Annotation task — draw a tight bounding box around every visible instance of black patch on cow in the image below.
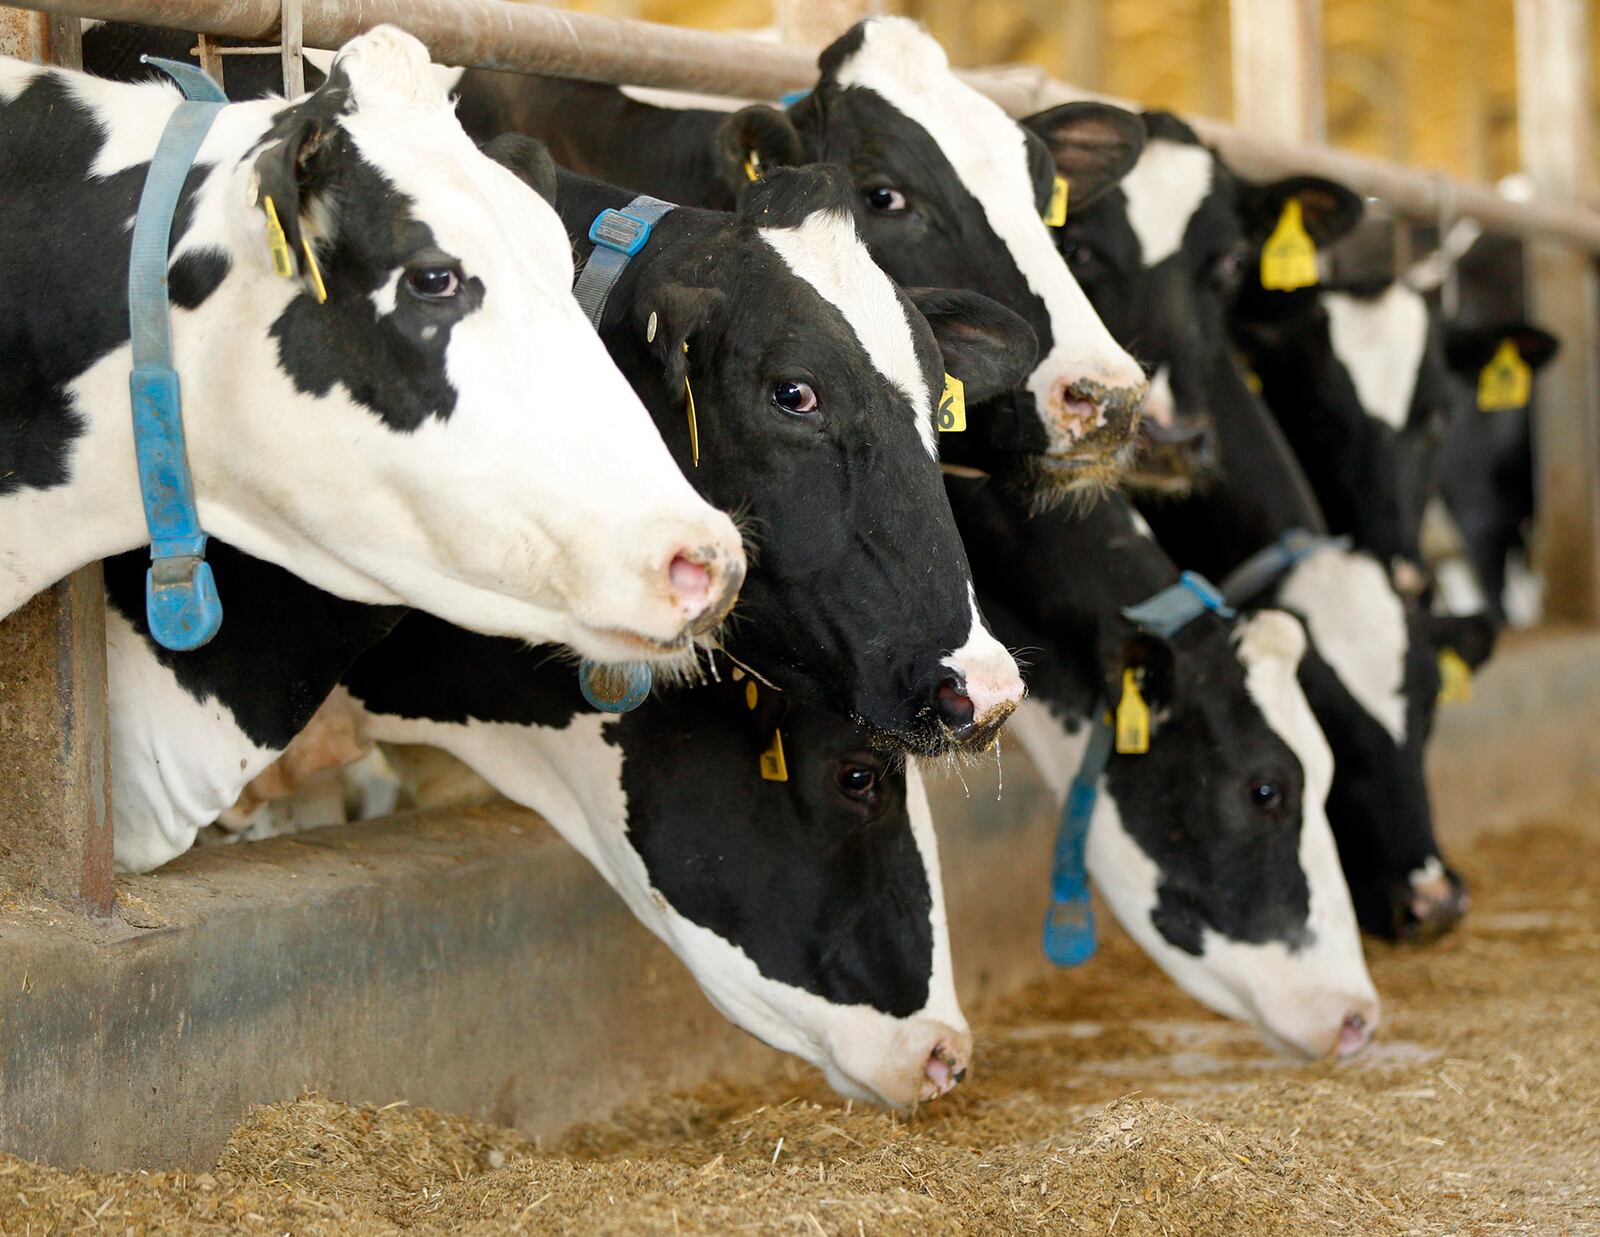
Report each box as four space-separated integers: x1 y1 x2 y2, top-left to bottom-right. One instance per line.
0 72 223 496
104 542 403 751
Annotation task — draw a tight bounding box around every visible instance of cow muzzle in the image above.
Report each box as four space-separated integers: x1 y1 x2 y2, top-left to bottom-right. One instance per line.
1392 861 1469 943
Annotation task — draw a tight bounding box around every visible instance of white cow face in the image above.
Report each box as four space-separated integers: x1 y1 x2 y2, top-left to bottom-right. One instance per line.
179 27 743 657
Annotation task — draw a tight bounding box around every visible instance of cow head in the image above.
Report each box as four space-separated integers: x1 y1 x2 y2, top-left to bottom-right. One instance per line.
188 27 742 656
716 18 1149 500
1277 546 1495 941
590 165 1034 753
1028 112 1243 492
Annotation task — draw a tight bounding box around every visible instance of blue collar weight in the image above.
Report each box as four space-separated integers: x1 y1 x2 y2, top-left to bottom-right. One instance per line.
571 196 677 714
127 56 228 651
1043 570 1234 968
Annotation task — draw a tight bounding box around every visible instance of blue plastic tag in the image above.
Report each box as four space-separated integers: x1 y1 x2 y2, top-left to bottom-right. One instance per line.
1043 778 1099 966
578 660 653 713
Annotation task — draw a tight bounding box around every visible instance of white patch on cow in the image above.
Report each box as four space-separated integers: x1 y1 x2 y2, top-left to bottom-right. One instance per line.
1142 365 1177 429
369 269 400 318
0 59 42 103
758 208 936 455
1119 139 1214 268
1278 547 1410 744
831 18 1145 424
357 708 967 1108
1503 550 1544 628
107 608 278 873
939 584 1025 724
1435 557 1488 617
1409 856 1445 889
1323 284 1429 430
1128 507 1156 540
4 28 744 659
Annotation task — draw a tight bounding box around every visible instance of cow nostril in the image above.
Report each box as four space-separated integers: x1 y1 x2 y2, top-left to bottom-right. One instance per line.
1053 381 1105 440
921 1043 966 1100
936 680 977 737
1335 1010 1372 1059
668 552 712 610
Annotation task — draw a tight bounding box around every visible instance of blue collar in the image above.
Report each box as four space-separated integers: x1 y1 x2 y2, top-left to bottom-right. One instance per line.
1043 569 1233 967
128 56 228 651
1219 527 1348 608
571 196 677 714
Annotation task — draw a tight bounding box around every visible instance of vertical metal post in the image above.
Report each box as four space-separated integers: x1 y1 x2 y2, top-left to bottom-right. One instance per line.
1062 0 1105 96
775 0 882 48
0 5 112 917
1516 0 1600 623
1229 0 1326 143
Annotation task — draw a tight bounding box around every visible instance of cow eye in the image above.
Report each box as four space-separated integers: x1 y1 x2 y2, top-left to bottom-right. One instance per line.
1060 239 1101 275
1248 779 1284 812
406 267 461 300
772 379 819 416
836 765 877 799
864 186 908 214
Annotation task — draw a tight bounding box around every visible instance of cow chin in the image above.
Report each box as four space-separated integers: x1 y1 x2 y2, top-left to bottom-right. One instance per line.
1010 448 1129 516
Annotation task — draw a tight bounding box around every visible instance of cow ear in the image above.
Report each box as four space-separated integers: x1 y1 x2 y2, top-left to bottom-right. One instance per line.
716 105 806 192
1428 612 1498 670
1443 322 1560 377
1242 176 1364 248
904 287 1039 405
635 284 725 390
480 133 558 205
1107 628 1179 715
1023 102 1146 211
251 73 353 278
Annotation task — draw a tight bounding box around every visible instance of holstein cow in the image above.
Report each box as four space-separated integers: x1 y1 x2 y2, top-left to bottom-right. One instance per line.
108 167 1036 869
1 28 743 657
1438 320 1561 622
949 479 1377 1059
1031 112 1491 940
450 18 1151 498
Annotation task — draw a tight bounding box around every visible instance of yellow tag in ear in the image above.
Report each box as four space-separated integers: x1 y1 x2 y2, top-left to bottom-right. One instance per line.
262 195 296 279
743 150 762 183
1437 648 1474 706
745 679 758 710
938 373 966 433
1477 338 1532 412
759 728 788 781
1045 174 1069 227
1115 668 1151 755
301 236 327 305
682 341 700 468
1260 198 1318 292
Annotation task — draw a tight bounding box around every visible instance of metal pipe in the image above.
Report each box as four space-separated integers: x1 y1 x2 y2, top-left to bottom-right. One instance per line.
7 0 1599 250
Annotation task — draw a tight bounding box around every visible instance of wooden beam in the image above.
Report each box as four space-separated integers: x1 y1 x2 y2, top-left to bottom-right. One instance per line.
1517 0 1600 623
1229 0 1325 143
775 0 881 49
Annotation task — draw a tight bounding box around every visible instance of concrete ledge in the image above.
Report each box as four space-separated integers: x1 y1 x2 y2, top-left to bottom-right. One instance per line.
1 628 1591 1171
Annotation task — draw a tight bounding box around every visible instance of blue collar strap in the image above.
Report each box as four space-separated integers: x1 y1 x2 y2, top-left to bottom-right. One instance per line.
571 195 677 713
572 195 677 331
1220 527 1349 609
1042 568 1229 968
128 56 228 651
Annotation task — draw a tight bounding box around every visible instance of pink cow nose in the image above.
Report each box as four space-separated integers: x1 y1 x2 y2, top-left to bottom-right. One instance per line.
1335 1010 1373 1059
667 546 743 637
669 553 711 609
921 1041 968 1101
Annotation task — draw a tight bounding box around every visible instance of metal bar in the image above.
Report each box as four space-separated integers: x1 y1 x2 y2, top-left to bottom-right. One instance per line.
1229 0 1324 144
1517 0 1600 623
3 0 1596 249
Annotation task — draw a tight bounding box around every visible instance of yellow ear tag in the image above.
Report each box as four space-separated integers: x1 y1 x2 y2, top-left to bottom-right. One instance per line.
1045 174 1069 227
1115 668 1151 755
1260 198 1318 292
759 728 788 781
743 150 762 183
1437 648 1474 706
262 195 296 279
682 340 700 468
1477 338 1532 412
938 372 966 433
301 236 328 305
745 679 758 710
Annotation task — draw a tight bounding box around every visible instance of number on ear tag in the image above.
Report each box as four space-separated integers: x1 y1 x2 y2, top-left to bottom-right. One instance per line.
682 341 700 468
759 728 788 781
1045 174 1069 227
1115 668 1150 755
1477 339 1532 412
262 195 296 279
1260 198 1318 291
938 373 966 433
1437 648 1474 706
743 150 762 183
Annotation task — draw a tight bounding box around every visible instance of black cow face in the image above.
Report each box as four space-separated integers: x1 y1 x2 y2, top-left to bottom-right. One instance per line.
574 164 1037 754
1028 112 1246 491
714 19 1150 499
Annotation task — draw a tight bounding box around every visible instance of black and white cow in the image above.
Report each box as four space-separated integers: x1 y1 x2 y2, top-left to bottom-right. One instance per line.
1438 320 1561 621
451 18 1151 497
333 620 968 1109
2 27 744 658
1032 114 1490 941
949 480 1377 1059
